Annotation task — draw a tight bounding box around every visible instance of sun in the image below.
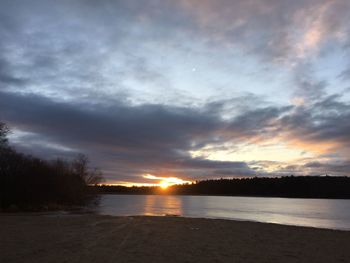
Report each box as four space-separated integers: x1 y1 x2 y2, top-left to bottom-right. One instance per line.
159 181 169 189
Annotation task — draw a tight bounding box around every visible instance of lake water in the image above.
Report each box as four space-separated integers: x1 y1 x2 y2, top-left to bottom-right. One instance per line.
94 194 350 230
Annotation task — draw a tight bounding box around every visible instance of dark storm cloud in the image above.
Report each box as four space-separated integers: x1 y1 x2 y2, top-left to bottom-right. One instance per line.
0 90 265 181
0 58 26 86
278 94 350 148
225 106 289 140
2 88 350 180
0 91 218 151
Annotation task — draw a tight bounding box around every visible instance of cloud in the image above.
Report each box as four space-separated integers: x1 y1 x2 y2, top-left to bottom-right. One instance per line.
1 0 350 182
1 0 349 102
1 86 350 182
279 160 350 176
278 94 350 156
179 0 350 64
0 58 26 86
339 65 350 81
0 90 265 181
0 0 194 101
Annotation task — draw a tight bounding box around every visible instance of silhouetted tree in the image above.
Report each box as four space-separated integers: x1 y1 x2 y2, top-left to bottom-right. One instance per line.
95 176 350 199
0 122 10 148
0 122 103 210
71 154 103 185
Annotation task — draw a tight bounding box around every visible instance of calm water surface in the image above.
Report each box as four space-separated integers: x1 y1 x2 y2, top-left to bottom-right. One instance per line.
95 194 350 230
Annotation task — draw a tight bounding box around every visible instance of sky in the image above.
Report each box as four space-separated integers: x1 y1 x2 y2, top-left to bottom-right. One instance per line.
1 0 350 185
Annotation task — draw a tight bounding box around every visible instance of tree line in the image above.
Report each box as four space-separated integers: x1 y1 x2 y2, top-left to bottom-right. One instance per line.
0 122 103 211
96 176 350 199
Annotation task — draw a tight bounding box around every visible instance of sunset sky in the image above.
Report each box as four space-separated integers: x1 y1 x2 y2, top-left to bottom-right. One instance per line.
1 0 350 185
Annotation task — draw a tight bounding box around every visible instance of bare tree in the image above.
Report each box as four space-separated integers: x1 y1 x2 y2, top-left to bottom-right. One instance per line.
0 122 10 148
71 154 103 185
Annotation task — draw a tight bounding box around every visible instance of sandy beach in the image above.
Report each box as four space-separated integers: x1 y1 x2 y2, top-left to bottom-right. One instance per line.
1 214 349 263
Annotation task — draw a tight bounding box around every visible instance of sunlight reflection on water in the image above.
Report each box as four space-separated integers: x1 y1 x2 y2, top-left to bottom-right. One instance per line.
95 195 350 230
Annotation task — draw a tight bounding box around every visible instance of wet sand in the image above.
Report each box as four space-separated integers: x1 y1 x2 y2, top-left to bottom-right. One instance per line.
1 214 349 263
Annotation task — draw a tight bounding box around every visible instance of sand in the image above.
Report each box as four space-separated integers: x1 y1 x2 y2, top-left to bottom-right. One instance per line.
0 214 349 263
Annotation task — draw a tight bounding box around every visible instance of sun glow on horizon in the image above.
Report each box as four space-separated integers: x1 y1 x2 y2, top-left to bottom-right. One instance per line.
105 174 194 188
143 174 193 188
159 181 170 189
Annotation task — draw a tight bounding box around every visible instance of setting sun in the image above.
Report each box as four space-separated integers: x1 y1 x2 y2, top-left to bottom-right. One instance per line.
159 181 169 189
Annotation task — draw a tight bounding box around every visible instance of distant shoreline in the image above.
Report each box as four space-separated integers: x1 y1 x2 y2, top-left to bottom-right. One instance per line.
1 214 350 263
94 176 350 199
97 192 350 200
